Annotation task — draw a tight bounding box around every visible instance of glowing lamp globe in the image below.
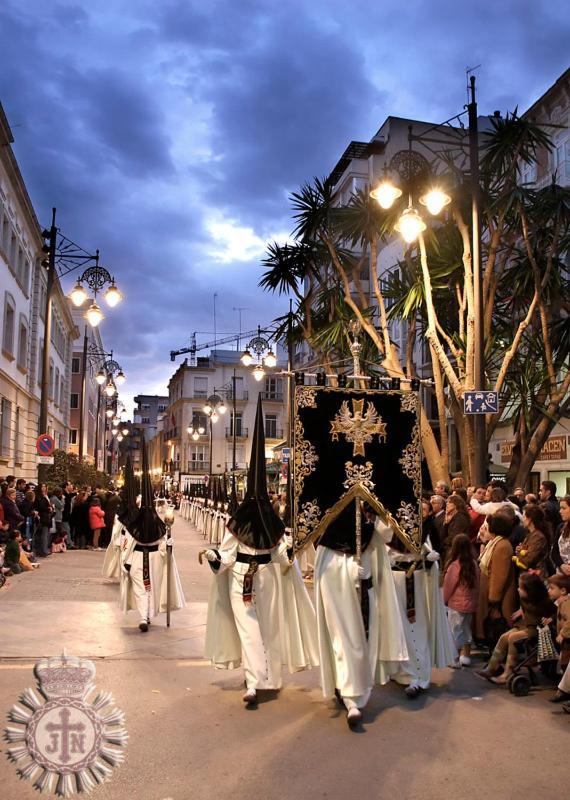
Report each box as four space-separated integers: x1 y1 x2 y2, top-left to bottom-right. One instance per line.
104 282 123 308
85 301 104 327
370 180 402 210
69 281 88 307
420 187 451 216
394 206 426 244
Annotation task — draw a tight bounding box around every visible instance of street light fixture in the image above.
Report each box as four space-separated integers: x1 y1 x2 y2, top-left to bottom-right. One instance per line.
252 364 265 382
370 179 402 209
85 300 104 327
104 380 117 398
419 187 452 216
104 281 123 308
115 369 126 385
394 204 427 244
121 427 129 436
240 325 277 382
70 280 88 307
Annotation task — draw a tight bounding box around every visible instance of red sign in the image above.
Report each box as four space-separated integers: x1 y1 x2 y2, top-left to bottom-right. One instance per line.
36 434 55 457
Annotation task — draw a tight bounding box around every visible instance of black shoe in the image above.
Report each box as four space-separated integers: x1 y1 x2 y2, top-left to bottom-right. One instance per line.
147 618 151 626
139 622 149 633
562 702 570 714
548 690 570 704
404 685 422 699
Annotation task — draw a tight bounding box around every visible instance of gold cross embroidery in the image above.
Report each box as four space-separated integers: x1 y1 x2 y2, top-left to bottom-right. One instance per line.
330 399 387 457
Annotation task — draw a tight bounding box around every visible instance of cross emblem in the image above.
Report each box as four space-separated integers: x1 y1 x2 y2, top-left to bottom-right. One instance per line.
44 708 86 763
330 399 387 457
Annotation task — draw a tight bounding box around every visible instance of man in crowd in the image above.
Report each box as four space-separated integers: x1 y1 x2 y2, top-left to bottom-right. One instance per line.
539 480 561 529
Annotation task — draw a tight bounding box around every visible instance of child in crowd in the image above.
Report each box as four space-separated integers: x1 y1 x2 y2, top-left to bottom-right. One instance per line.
476 572 555 684
4 530 23 574
88 497 106 550
443 533 480 667
544 574 570 691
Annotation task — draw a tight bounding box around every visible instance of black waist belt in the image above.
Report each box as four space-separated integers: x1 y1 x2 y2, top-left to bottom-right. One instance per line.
236 552 272 564
134 544 159 552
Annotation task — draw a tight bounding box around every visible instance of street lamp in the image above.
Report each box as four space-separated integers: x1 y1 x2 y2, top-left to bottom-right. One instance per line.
369 76 486 483
240 325 277 382
80 348 126 463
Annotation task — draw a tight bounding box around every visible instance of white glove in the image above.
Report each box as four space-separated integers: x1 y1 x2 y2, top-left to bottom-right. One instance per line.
203 549 218 562
426 550 440 562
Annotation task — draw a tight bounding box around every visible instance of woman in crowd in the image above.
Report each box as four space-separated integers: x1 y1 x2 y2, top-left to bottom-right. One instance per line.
441 495 471 561
33 483 53 557
551 495 570 576
0 485 24 534
514 504 551 577
443 533 480 667
476 572 555 685
474 513 518 643
19 489 37 551
70 490 90 549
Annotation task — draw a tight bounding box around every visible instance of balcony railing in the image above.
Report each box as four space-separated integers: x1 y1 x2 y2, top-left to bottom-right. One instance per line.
188 460 208 472
260 392 283 401
265 428 284 439
225 427 249 438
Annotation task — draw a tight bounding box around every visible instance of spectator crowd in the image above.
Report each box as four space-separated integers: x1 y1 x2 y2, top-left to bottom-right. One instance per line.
0 474 121 583
428 477 570 713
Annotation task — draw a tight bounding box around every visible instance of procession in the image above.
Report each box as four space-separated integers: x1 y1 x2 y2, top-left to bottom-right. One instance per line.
1 2 569 798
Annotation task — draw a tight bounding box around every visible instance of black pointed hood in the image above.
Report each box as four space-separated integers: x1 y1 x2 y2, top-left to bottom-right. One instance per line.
118 454 137 526
125 434 166 544
227 394 284 548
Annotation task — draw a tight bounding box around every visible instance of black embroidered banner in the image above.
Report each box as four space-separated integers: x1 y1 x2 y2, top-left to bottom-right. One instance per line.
293 386 422 554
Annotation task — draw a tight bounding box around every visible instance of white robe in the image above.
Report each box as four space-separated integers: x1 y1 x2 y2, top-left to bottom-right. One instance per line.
204 530 318 690
119 533 186 622
101 516 125 580
314 520 409 710
377 527 456 688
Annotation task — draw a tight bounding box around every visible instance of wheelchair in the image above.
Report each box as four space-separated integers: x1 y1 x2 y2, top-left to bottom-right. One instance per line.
506 635 559 697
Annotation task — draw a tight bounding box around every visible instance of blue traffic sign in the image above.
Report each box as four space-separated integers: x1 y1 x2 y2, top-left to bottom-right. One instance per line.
464 391 499 414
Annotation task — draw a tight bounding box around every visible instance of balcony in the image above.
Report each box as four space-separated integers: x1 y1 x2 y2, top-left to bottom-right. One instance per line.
265 428 284 440
225 427 249 438
227 389 249 401
260 392 283 402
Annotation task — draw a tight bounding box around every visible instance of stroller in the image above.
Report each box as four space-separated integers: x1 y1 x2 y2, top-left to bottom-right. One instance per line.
506 625 559 697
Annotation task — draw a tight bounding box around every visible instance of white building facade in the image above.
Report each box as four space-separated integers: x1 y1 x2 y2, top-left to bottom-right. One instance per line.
0 102 77 480
160 349 287 487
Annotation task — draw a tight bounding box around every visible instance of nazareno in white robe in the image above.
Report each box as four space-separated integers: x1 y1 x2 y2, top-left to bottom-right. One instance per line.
119 532 186 622
314 518 409 710
376 523 456 688
101 516 126 580
204 529 319 690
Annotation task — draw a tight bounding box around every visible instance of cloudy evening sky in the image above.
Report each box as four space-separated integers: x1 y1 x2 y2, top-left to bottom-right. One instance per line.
1 0 568 412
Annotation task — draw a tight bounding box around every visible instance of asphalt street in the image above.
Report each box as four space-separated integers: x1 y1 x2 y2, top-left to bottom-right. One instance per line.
0 512 566 800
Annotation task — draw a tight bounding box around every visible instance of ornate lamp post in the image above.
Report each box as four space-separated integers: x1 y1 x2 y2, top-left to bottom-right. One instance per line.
241 326 277 382
369 76 485 483
80 347 126 464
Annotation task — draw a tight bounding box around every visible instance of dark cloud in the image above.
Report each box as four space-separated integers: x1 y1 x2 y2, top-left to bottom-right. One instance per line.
0 0 568 409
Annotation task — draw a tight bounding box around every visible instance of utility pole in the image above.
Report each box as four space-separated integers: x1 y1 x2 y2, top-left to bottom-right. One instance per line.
78 327 89 461
38 208 57 485
468 75 487 485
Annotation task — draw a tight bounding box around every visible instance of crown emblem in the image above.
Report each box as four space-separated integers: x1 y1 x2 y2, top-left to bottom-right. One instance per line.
35 653 96 700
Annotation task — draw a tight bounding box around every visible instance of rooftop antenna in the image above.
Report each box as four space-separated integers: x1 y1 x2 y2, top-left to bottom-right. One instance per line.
213 293 218 356
233 306 250 350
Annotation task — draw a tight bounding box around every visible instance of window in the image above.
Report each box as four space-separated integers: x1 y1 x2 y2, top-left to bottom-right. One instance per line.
141 416 150 424
2 292 15 356
17 316 28 370
70 393 79 409
55 368 60 406
194 377 208 397
263 376 283 400
38 340 44 385
15 406 23 463
265 414 278 439
60 377 65 408
0 398 11 458
72 357 80 373
49 360 54 399
69 429 78 445
230 412 243 436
